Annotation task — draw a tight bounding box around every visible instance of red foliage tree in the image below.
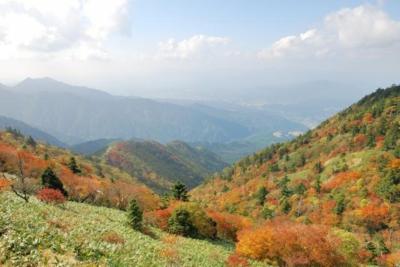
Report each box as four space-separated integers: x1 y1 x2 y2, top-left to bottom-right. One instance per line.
36 188 66 204
207 210 251 241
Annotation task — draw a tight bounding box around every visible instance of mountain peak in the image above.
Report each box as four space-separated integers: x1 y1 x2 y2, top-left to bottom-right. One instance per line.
14 77 111 98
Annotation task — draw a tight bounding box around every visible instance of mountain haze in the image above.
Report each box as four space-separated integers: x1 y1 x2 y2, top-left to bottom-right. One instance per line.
0 115 66 147
0 78 305 147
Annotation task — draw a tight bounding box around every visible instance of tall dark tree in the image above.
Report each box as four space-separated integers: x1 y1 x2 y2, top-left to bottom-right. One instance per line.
127 199 143 230
334 193 346 215
41 167 67 196
314 161 323 174
26 136 37 148
67 157 81 174
172 181 189 201
383 123 399 150
255 186 268 205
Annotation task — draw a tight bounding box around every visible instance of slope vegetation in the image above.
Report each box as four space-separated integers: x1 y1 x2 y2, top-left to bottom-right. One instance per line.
102 140 228 193
0 130 159 210
0 192 264 267
0 115 66 147
192 85 400 265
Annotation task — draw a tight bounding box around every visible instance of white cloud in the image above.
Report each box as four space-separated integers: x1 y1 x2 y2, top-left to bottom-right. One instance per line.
0 0 129 60
259 4 400 60
325 5 400 48
157 35 230 59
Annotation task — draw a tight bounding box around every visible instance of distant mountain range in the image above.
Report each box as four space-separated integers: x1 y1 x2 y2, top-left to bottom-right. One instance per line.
0 78 306 146
99 139 228 193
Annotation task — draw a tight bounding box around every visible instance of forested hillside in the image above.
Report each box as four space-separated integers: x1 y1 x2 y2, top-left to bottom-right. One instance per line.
102 140 228 193
192 85 400 265
0 130 159 211
0 116 66 147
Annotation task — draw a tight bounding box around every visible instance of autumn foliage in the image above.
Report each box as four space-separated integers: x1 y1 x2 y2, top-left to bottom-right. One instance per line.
236 220 350 266
226 253 249 267
0 178 11 191
322 171 361 191
207 211 251 241
36 188 66 204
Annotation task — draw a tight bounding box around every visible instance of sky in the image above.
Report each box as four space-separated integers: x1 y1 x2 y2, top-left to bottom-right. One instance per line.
0 0 399 99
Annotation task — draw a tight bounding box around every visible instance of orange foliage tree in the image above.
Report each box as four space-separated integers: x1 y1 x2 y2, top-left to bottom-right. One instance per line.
358 201 390 231
207 210 252 241
322 171 361 191
236 220 348 266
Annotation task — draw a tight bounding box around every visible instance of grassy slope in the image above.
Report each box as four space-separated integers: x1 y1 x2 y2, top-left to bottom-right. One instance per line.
0 193 266 267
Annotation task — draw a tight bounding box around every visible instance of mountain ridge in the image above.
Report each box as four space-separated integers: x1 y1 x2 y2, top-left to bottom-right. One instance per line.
101 139 228 193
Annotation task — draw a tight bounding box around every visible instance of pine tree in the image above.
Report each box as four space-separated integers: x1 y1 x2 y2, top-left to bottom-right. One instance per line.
68 157 81 174
314 161 323 173
26 136 37 148
281 197 291 214
255 186 268 205
334 193 346 215
315 175 321 193
383 123 399 150
172 181 189 201
127 199 143 230
367 132 376 148
41 167 67 196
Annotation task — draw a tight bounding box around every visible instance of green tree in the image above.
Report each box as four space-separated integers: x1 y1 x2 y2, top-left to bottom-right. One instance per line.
314 175 321 193
376 169 400 202
281 197 291 214
255 186 268 205
261 206 274 219
168 208 197 237
297 153 306 167
269 163 280 172
278 175 292 197
383 123 399 150
41 167 67 196
172 181 189 201
294 183 306 195
68 157 81 174
334 193 346 215
314 161 323 173
26 136 37 148
367 133 376 148
127 199 143 230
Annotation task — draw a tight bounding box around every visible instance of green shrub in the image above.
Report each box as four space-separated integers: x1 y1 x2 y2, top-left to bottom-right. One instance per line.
168 208 197 237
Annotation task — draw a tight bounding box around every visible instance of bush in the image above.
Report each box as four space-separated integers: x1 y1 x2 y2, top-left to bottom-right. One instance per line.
168 208 197 237
236 220 349 266
207 211 251 241
36 188 66 204
0 178 10 191
226 253 249 267
179 203 217 239
145 207 173 230
41 167 67 196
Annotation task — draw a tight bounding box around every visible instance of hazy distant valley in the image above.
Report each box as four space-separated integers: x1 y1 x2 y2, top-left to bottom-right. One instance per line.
0 78 363 164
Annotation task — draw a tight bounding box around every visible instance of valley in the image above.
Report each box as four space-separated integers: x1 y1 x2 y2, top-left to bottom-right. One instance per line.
0 84 399 266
